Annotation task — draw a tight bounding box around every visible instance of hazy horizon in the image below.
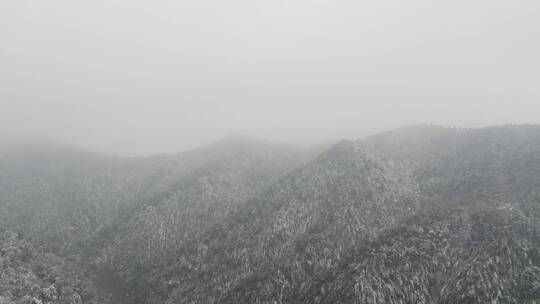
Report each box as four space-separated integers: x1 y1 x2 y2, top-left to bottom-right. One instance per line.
2 0 539 156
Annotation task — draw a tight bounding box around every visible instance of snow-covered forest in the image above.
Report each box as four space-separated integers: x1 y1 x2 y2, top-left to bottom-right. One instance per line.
1 125 539 304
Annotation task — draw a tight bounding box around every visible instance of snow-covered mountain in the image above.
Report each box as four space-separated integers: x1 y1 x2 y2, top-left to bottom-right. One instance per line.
1 126 539 304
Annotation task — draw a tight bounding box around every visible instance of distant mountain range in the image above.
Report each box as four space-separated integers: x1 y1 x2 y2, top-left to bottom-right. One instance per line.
1 125 539 304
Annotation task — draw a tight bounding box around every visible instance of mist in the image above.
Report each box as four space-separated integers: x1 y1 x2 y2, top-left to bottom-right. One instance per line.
1 0 539 156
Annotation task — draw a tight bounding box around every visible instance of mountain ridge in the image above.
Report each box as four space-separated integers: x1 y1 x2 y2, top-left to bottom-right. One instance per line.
1 125 540 304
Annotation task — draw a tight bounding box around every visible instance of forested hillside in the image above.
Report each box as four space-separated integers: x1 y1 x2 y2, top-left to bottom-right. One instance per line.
1 125 540 304
0 137 310 253
0 226 114 304
94 137 315 302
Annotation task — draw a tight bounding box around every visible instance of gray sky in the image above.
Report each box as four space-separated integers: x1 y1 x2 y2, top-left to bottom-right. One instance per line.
1 0 539 156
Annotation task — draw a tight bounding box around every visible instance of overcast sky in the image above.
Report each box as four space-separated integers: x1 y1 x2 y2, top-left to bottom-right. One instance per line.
1 0 539 156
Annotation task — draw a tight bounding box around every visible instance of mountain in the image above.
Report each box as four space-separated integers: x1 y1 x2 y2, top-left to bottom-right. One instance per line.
1 126 540 304
0 137 317 303
0 142 180 253
0 137 311 253
157 139 419 304
160 125 540 304
93 137 316 302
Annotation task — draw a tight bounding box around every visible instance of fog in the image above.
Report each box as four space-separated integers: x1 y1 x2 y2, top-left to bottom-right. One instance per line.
1 0 539 156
